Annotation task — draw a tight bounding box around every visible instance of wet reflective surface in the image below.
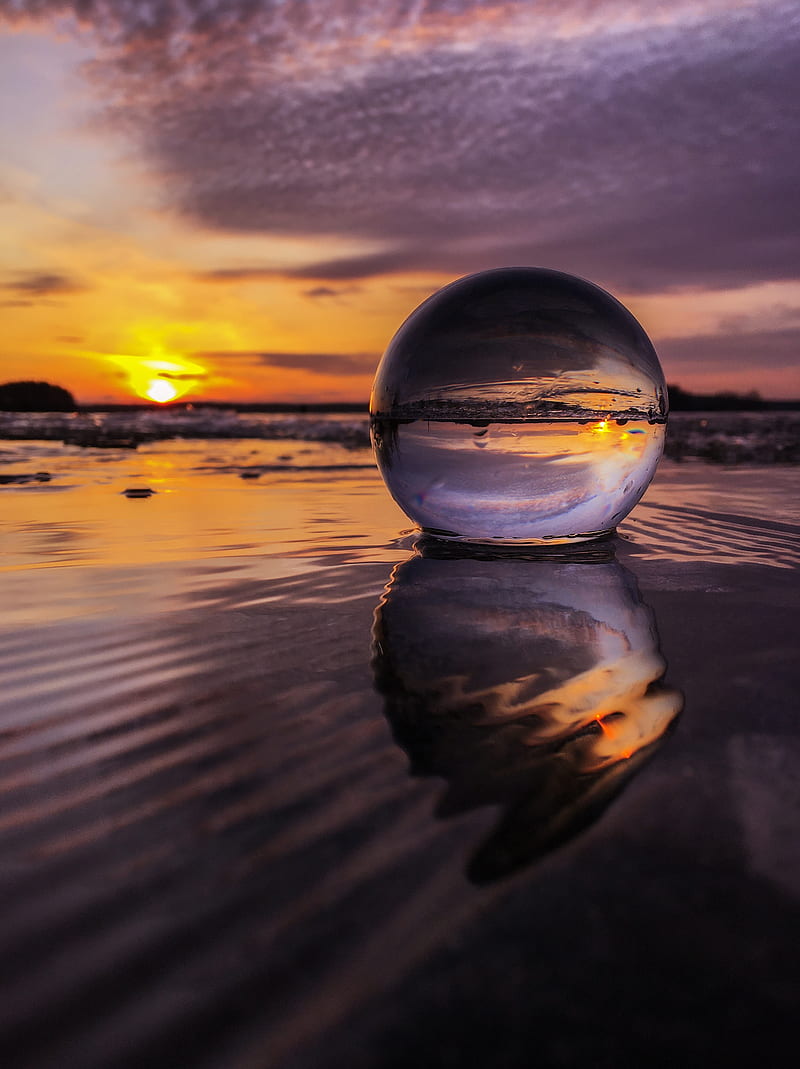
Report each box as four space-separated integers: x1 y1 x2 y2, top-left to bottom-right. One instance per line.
0 441 798 1067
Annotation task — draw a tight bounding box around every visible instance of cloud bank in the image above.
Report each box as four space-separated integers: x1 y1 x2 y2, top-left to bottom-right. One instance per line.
2 0 798 295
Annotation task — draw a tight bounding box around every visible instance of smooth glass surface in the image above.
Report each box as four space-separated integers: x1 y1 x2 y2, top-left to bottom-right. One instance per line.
370 267 668 543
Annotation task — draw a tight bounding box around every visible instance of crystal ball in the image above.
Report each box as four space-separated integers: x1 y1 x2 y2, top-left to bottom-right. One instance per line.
370 267 667 544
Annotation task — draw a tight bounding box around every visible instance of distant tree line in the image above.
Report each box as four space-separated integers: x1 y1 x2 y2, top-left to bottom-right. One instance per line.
667 385 798 411
0 381 76 411
0 379 796 413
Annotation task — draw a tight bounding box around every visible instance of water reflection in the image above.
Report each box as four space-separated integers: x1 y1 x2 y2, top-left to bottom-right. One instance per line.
372 542 682 883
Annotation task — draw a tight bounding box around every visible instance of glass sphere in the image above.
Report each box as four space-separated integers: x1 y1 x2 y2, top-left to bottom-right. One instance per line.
370 267 668 544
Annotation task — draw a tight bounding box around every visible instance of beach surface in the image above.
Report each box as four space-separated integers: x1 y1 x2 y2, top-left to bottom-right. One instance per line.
1 426 798 1067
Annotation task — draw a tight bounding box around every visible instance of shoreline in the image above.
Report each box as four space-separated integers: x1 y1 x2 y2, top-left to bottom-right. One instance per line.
2 408 800 464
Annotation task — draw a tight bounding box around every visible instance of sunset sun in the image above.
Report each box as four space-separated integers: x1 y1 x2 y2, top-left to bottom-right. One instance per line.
103 351 208 404
146 379 179 403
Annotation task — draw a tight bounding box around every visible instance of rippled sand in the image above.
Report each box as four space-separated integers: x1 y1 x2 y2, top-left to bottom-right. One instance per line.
0 442 798 1067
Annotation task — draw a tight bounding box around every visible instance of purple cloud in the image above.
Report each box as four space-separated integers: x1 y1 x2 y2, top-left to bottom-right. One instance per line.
197 350 377 374
2 1 798 295
2 272 87 296
301 285 361 300
657 329 800 375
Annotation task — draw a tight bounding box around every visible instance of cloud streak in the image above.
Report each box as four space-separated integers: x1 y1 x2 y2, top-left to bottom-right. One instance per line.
197 350 377 375
657 329 800 373
2 271 87 297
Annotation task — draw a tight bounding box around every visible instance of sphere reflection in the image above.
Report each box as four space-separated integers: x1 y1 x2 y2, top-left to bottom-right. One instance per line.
372 546 682 882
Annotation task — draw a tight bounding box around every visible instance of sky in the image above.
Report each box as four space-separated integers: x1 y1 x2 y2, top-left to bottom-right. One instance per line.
0 0 798 405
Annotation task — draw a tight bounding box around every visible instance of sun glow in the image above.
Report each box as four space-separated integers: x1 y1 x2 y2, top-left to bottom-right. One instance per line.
146 378 179 403
103 351 208 403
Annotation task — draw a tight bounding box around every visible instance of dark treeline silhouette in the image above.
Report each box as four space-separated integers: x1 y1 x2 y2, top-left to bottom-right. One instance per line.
51 393 800 414
667 384 799 412
1 379 797 414
0 381 76 412
79 391 797 414
86 401 370 414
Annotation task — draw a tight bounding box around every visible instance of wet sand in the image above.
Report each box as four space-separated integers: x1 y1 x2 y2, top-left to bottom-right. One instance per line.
0 444 798 1067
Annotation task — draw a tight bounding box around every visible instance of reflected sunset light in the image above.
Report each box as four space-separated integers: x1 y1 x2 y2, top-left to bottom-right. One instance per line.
373 552 684 881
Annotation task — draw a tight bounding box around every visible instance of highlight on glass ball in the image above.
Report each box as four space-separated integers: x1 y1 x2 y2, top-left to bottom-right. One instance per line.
369 267 668 545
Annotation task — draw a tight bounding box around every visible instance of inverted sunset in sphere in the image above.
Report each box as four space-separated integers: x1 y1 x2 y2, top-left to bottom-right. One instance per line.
370 268 668 544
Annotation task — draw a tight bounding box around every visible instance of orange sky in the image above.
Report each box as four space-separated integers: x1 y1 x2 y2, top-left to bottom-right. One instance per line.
1 3 799 404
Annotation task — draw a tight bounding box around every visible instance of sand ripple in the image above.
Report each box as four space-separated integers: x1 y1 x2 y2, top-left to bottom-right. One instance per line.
620 500 800 569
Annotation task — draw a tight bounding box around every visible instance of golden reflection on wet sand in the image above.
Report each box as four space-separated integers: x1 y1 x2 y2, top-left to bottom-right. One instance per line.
0 438 405 625
0 437 798 1066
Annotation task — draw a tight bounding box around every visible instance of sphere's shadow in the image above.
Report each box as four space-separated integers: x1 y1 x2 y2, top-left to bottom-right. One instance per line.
372 540 683 883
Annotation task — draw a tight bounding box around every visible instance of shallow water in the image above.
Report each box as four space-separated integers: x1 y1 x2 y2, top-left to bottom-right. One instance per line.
1 434 797 584
0 436 799 1067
